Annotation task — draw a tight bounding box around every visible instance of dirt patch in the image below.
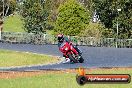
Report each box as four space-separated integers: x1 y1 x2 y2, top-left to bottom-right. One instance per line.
0 67 132 79
0 70 66 79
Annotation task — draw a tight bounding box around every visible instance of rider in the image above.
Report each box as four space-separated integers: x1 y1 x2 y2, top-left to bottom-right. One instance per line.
57 34 82 63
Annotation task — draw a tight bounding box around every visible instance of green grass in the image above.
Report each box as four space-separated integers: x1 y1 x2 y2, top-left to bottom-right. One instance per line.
0 50 59 67
3 14 25 32
3 14 55 33
0 68 132 88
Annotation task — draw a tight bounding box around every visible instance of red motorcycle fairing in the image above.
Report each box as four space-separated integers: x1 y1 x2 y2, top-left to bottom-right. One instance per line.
59 42 78 57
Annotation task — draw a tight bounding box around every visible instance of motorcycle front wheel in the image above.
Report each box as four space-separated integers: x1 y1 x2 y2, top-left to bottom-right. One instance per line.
68 54 78 63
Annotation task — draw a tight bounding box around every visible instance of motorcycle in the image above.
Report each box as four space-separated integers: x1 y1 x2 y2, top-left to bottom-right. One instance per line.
59 41 84 63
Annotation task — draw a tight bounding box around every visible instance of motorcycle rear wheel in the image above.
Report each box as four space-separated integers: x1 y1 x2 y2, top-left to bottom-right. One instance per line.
78 56 84 63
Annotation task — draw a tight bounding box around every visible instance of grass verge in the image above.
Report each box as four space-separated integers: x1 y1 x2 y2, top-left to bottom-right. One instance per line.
0 49 60 67
0 68 132 88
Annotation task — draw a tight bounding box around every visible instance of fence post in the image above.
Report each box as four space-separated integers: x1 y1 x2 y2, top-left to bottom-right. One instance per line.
0 29 1 41
0 20 3 41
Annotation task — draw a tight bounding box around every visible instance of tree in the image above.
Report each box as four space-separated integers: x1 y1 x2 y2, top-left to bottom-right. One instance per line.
44 0 67 30
54 0 90 36
93 0 132 38
102 28 115 38
80 22 104 39
112 0 132 38
93 0 115 28
0 0 16 19
78 0 95 17
21 0 48 33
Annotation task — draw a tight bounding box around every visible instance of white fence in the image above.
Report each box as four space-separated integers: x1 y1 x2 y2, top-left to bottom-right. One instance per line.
1 32 132 48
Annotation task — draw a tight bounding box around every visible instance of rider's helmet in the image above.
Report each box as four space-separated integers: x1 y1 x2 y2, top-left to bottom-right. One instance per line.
57 34 64 42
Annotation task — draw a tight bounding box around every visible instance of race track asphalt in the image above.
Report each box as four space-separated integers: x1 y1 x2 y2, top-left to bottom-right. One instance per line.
0 42 132 71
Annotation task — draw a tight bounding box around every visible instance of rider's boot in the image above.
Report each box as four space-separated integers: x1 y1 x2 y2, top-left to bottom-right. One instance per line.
62 57 70 63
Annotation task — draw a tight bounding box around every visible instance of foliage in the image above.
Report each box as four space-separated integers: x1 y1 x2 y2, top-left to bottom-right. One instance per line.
44 0 67 30
78 0 95 17
93 0 132 38
0 0 16 19
0 0 131 39
80 22 104 41
102 29 116 38
21 0 48 33
93 0 114 28
8 0 16 14
54 0 90 36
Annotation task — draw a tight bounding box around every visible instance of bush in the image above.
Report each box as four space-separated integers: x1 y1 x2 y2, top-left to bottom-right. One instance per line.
80 22 104 39
54 0 90 36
